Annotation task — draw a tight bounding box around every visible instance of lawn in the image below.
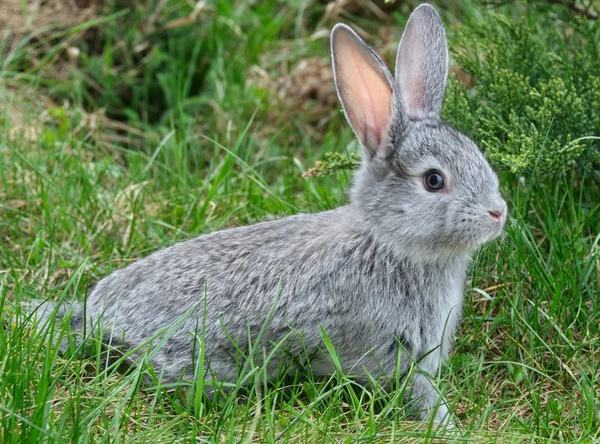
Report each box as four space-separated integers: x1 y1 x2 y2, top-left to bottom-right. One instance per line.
1 0 599 442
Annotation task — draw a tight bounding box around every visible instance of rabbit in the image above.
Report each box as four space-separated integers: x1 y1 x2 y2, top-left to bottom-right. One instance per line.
30 3 506 426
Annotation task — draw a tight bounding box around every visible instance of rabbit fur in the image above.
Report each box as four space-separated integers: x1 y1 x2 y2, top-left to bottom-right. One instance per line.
30 4 507 425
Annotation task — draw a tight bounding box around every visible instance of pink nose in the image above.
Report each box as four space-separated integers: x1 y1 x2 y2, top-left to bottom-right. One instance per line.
489 210 502 220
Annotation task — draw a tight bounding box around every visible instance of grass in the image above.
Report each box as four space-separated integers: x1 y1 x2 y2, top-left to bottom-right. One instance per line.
1 0 599 442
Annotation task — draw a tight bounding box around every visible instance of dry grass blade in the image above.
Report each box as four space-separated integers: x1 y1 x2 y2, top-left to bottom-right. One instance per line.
0 0 98 37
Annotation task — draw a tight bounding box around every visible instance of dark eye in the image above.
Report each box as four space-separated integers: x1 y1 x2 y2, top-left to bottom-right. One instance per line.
423 170 445 192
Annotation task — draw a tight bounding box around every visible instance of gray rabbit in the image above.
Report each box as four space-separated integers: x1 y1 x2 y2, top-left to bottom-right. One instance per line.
31 4 506 425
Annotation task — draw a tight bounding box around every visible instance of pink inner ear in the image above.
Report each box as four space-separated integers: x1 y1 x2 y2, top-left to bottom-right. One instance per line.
336 32 392 145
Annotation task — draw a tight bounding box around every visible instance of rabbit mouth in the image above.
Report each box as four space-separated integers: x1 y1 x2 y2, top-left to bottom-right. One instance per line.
484 223 505 243
458 225 505 253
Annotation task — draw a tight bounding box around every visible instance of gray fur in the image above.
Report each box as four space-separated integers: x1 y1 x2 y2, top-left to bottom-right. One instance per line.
395 4 449 119
30 4 506 426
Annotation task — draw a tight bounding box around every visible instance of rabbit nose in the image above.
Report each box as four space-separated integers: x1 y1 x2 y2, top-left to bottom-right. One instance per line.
488 210 502 220
488 198 507 221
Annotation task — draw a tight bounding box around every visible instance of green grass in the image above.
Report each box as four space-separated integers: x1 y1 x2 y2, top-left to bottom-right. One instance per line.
1 0 599 441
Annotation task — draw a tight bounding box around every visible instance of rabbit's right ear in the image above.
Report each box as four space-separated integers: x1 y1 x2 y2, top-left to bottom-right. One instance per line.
331 24 394 158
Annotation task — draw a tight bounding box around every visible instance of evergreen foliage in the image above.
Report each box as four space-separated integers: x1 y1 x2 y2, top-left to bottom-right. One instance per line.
445 4 600 176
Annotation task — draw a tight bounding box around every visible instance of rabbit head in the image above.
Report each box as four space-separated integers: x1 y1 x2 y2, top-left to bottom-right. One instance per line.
331 4 506 261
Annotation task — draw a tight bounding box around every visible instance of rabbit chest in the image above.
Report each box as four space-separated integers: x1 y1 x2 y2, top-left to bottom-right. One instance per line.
342 255 469 374
284 233 471 377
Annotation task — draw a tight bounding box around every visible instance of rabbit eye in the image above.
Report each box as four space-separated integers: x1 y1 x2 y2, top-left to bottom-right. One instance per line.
423 170 445 192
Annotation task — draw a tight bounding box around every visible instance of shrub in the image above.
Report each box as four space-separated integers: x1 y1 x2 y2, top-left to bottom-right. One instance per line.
444 3 600 177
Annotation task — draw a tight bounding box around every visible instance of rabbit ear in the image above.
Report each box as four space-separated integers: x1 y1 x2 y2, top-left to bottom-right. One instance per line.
395 4 448 119
331 24 394 158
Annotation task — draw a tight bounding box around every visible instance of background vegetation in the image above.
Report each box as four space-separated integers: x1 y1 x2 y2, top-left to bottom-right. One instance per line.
1 0 598 441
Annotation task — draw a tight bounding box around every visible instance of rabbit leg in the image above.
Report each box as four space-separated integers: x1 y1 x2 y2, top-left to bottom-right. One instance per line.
408 354 454 428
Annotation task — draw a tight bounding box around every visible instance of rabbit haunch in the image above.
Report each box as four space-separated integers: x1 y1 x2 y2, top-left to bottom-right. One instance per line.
32 4 506 425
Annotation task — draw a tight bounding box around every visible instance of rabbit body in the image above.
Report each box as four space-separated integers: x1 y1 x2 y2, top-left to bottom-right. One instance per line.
81 204 468 386
33 4 508 425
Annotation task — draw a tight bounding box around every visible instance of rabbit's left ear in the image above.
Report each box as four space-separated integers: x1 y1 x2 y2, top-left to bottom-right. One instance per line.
395 4 449 119
331 24 394 158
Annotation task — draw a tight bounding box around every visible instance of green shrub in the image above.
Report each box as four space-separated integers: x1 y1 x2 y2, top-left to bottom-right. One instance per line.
444 4 600 176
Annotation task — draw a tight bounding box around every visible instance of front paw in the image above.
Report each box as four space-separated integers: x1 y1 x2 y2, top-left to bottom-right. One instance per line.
419 403 454 429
